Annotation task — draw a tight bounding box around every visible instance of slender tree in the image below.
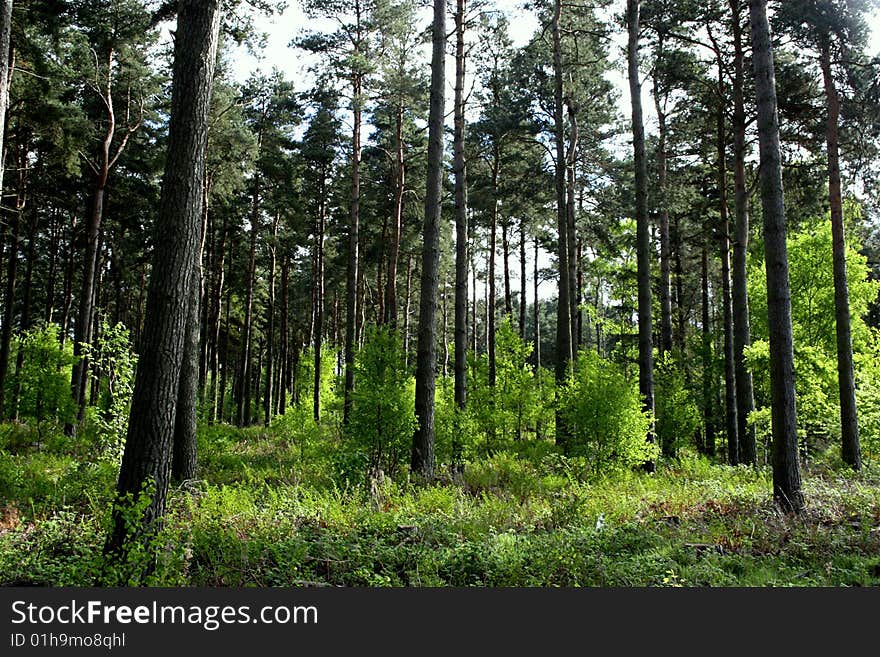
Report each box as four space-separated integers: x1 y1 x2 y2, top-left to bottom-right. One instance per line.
729 0 757 465
106 0 222 563
411 0 445 481
453 0 468 462
627 0 655 469
749 0 803 513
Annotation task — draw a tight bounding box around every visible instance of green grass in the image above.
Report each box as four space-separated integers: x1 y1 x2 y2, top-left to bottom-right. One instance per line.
1 422 879 587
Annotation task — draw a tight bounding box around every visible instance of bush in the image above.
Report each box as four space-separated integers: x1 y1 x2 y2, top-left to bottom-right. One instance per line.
654 356 701 458
81 322 137 461
465 319 554 453
8 323 77 430
345 325 417 482
559 350 657 475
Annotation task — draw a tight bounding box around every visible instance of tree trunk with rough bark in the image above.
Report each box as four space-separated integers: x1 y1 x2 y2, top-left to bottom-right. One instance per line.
552 0 573 452
749 0 803 513
106 0 222 566
628 0 655 470
411 0 445 481
730 0 757 465
716 65 739 465
453 0 468 425
820 39 861 471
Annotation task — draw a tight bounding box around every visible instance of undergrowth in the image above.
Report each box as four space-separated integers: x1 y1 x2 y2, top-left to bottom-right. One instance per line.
1 422 879 587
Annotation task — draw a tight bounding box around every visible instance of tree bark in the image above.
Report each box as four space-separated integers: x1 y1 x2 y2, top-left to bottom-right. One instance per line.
343 64 363 426
701 240 715 456
820 39 861 471
171 251 200 483
488 143 499 387
106 0 221 565
565 99 579 351
628 0 655 469
385 103 405 327
237 171 260 426
0 137 26 419
314 165 327 421
453 0 468 420
0 0 11 199
730 0 757 465
749 0 803 513
552 0 573 451
263 212 279 426
716 64 739 465
519 216 527 338
411 0 445 480
652 39 673 356
11 207 38 420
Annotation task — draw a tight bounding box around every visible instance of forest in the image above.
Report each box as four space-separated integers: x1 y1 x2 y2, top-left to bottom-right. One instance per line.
1 0 880 587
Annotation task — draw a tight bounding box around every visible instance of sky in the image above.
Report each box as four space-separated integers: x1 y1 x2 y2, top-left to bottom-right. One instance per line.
226 1 880 140
219 1 880 299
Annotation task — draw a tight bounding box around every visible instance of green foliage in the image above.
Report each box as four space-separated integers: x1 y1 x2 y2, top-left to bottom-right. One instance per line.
9 323 77 429
345 325 416 482
559 350 657 475
293 343 341 422
465 319 555 454
81 322 137 462
433 375 480 466
654 356 701 458
6 431 880 587
747 219 880 455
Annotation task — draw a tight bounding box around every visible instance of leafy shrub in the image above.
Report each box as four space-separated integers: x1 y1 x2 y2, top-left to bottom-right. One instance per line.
654 356 701 457
345 325 416 482
466 319 554 453
8 323 77 430
559 350 657 475
747 219 880 456
81 322 137 461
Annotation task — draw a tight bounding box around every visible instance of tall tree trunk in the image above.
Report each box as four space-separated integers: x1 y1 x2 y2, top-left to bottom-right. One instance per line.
552 0 573 451
519 216 527 338
60 214 77 345
716 64 739 465
343 67 363 426
172 251 201 483
701 239 715 456
820 38 861 471
453 0 468 427
628 0 655 469
470 251 477 354
279 254 289 415
237 172 260 426
209 214 227 423
385 104 405 327
411 0 445 480
106 0 221 565
565 99 579 351
534 235 541 372
218 280 230 423
11 207 37 420
749 0 803 513
0 0 11 199
502 220 512 318
403 255 413 364
45 211 60 324
263 212 279 426
442 274 449 376
488 144 498 387
0 138 25 419
314 169 327 422
730 0 757 465
652 40 673 355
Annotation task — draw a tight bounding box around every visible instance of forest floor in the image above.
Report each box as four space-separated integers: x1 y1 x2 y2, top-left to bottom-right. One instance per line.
1 422 880 587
